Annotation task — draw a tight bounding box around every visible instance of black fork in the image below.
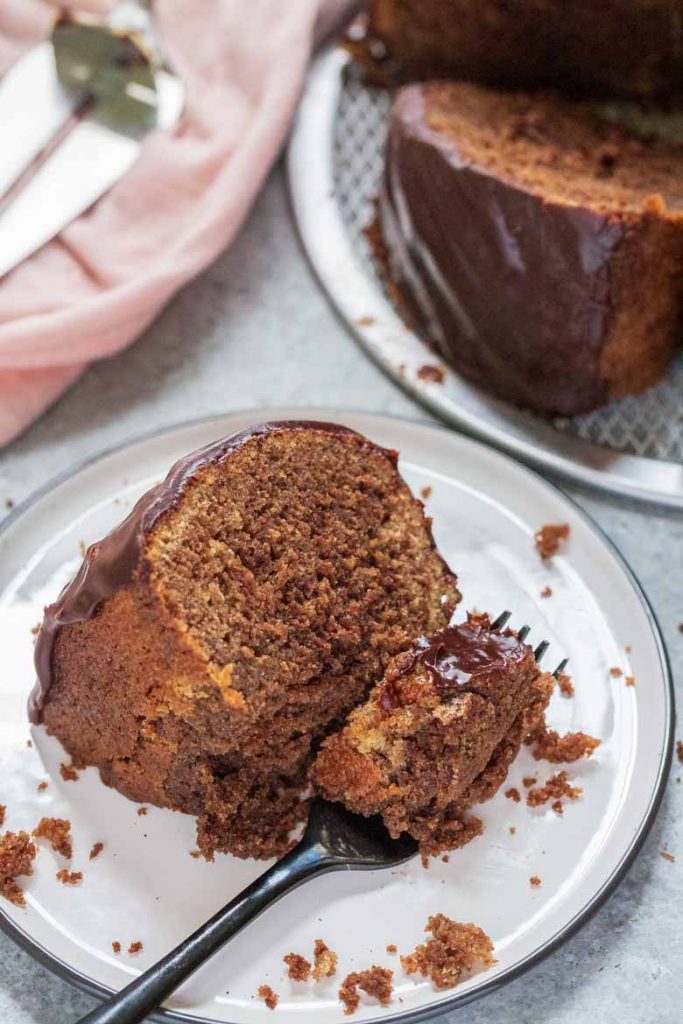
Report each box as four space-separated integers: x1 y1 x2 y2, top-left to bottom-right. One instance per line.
491 609 568 678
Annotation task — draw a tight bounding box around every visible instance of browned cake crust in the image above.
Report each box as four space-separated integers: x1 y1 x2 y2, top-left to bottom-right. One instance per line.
353 1 683 99
33 421 459 859
378 82 683 417
312 614 553 855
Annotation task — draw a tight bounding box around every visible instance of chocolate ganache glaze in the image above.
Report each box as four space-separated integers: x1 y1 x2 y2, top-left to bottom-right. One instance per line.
379 619 530 711
379 84 626 417
30 420 396 723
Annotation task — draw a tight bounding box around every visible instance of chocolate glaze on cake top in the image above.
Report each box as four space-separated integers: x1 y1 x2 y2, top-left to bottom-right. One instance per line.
30 421 397 723
380 84 627 416
379 619 531 710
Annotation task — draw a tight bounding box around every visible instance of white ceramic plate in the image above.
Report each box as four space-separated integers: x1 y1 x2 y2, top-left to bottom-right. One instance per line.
0 409 673 1024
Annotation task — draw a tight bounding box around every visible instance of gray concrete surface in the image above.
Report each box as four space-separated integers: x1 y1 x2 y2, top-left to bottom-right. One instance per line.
0 167 681 1024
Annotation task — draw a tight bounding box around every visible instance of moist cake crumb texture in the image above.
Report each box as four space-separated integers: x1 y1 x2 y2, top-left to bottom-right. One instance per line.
400 914 495 989
59 762 80 782
338 966 394 1015
128 941 143 954
530 875 542 887
312 938 338 979
313 613 554 855
284 953 311 982
89 842 104 860
32 817 72 859
535 524 570 560
56 869 82 886
35 422 458 860
526 771 582 808
527 724 601 763
0 831 36 907
257 984 278 1010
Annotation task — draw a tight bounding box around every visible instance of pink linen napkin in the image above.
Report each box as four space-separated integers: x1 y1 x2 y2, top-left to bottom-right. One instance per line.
0 0 355 445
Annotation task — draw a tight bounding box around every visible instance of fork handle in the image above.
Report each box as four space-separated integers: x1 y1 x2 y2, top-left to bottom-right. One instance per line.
77 839 332 1024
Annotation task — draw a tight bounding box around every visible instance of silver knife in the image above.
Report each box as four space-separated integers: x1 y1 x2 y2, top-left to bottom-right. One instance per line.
0 9 184 279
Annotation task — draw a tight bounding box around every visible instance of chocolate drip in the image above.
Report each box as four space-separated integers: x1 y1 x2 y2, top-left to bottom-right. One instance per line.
30 420 396 723
379 619 529 711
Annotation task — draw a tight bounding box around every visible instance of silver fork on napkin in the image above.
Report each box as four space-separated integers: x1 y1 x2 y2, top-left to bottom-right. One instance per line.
0 1 184 278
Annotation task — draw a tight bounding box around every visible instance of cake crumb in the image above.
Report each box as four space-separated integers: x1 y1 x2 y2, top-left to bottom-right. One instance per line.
505 787 521 803
26 738 33 746
660 849 675 863
540 586 553 598
313 938 338 980
508 826 516 835
137 807 148 816
0 831 36 907
522 776 536 788
339 967 393 1014
557 672 574 698
625 675 635 687
56 869 82 886
527 770 582 809
386 944 397 954
529 875 542 887
676 740 683 763
37 781 48 792
442 854 449 863
258 984 278 1010
60 762 80 782
528 724 600 763
534 523 569 560
128 941 143 955
678 623 683 633
5 498 14 509
33 817 72 859
417 363 445 384
112 941 121 953
89 842 104 860
401 914 494 990
625 644 632 652
609 666 623 678
31 624 40 636
283 953 311 982
356 315 375 327
189 849 202 858
420 485 432 501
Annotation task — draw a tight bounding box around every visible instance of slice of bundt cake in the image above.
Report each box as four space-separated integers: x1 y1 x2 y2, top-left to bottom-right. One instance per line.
31 421 459 859
378 81 683 416
353 0 683 99
312 614 553 855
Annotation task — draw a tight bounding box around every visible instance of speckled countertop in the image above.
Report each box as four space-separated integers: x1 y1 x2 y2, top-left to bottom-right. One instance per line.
0 168 681 1024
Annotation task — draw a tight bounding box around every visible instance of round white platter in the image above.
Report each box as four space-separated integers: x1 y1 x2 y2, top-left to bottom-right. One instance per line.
0 408 674 1023
287 47 683 509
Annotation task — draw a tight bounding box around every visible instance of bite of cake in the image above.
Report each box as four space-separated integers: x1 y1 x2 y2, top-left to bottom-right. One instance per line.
312 613 554 855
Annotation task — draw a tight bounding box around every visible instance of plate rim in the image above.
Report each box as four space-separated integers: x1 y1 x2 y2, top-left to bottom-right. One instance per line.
286 45 683 511
0 407 675 1024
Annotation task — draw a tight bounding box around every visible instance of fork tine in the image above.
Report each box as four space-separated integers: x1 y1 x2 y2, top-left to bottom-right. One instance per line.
517 624 530 643
491 610 511 630
533 640 549 663
553 657 569 678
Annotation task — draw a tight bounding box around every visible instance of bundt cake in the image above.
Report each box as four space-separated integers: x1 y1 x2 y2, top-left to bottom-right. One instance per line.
312 614 554 855
354 0 683 99
31 421 459 859
377 82 683 416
